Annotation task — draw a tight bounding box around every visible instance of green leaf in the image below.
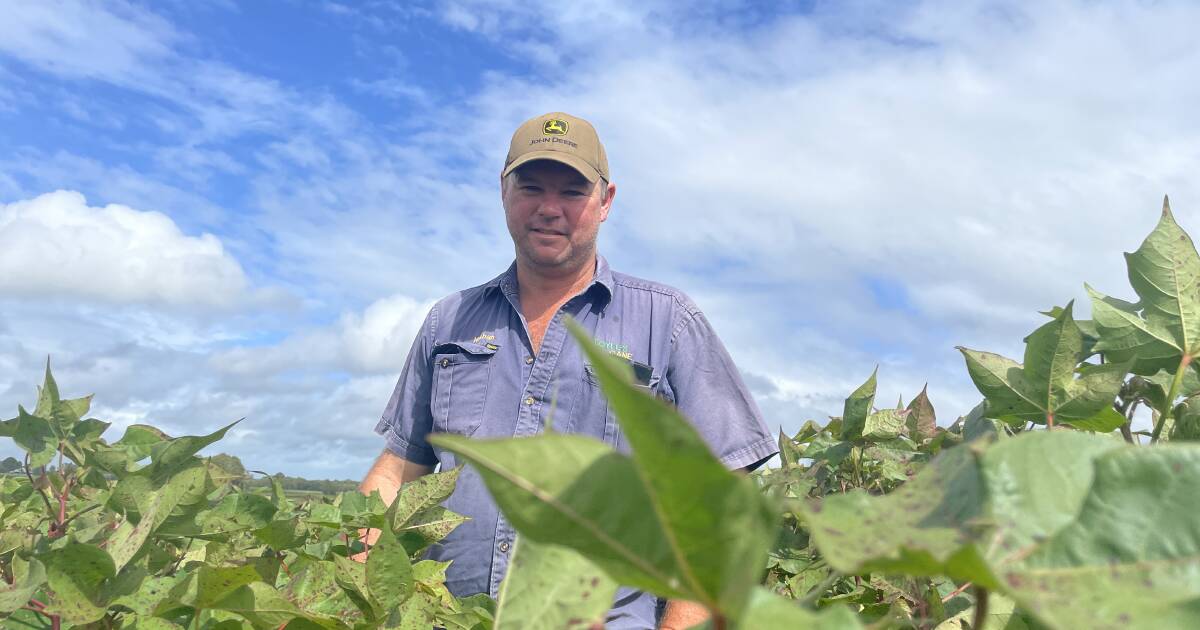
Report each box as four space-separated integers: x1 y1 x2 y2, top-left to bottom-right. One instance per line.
387 467 460 529
254 518 309 550
395 506 469 554
146 420 240 481
125 615 187 630
862 409 906 441
958 302 1129 426
384 467 466 552
42 542 116 625
389 590 439 629
933 592 1036 630
799 443 995 587
305 502 342 527
33 358 59 420
1172 397 1200 441
116 424 172 461
166 564 265 610
210 581 307 629
1140 368 1200 411
1087 286 1181 375
492 538 617 630
0 558 45 613
778 428 803 468
366 526 414 611
734 587 863 629
71 417 108 443
997 444 1200 628
1061 405 1126 433
1087 199 1200 375
905 385 937 442
109 573 183 616
430 434 693 607
570 321 777 615
281 560 360 622
332 555 377 620
979 431 1125 568
839 368 878 441
13 406 57 468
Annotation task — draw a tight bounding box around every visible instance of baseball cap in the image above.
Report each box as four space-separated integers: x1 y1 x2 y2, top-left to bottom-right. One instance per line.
502 112 610 184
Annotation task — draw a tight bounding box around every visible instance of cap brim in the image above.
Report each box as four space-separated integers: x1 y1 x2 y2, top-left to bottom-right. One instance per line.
501 151 601 183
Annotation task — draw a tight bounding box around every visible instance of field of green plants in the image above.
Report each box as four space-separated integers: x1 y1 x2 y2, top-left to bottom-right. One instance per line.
3 197 1199 629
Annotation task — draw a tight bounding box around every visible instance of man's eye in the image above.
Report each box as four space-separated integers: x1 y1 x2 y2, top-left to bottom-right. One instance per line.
563 190 586 197
520 186 541 193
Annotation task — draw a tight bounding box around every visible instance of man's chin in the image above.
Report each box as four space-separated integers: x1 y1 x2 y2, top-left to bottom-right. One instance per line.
521 247 577 270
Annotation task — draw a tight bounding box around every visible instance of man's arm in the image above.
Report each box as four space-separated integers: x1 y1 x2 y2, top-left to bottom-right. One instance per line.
659 600 710 629
354 449 432 557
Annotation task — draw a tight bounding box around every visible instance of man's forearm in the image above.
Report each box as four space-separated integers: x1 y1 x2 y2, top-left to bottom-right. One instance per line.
659 599 710 629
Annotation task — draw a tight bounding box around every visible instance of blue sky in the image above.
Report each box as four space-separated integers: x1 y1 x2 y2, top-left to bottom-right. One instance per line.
2 0 1199 478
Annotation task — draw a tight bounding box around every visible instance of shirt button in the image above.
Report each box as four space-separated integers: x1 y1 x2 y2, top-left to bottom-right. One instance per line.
499 541 511 553
440 358 449 368
524 396 534 405
525 356 534 365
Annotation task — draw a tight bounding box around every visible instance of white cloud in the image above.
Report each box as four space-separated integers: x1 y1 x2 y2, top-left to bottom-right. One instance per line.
0 0 177 86
213 293 433 377
0 190 249 309
338 294 433 373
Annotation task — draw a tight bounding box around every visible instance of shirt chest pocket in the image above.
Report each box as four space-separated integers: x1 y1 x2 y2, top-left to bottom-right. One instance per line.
431 341 498 437
567 361 657 453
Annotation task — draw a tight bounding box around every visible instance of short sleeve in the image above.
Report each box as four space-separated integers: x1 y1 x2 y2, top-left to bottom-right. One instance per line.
663 310 778 471
373 305 439 466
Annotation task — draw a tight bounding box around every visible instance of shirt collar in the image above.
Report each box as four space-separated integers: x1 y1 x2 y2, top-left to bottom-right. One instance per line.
486 255 614 304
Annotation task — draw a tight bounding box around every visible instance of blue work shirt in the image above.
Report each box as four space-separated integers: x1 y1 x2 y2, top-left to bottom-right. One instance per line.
375 255 778 629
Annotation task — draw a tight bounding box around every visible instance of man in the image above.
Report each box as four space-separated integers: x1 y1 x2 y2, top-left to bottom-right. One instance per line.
361 112 777 629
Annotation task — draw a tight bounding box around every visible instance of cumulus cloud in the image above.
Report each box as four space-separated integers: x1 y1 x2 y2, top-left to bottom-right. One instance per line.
0 190 249 309
213 293 433 377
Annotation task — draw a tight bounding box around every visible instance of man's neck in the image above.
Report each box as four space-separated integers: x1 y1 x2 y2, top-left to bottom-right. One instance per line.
514 256 597 314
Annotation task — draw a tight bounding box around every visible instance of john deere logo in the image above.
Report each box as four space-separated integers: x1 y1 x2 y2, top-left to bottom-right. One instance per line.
543 119 568 135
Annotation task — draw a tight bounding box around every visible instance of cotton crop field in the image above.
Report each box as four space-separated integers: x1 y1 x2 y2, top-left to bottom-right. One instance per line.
1 198 1198 628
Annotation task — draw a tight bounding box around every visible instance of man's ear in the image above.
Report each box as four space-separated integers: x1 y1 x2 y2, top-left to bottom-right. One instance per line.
599 181 616 222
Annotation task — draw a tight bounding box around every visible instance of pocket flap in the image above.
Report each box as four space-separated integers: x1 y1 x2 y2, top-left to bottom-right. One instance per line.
433 340 500 356
584 359 654 387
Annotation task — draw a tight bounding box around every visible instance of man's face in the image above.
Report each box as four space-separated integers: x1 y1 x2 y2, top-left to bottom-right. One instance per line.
502 160 615 274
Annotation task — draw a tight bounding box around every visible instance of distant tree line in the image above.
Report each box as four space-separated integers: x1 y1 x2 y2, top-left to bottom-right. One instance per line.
208 453 359 494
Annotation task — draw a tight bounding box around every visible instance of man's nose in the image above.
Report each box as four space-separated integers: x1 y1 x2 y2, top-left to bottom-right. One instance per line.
534 196 565 217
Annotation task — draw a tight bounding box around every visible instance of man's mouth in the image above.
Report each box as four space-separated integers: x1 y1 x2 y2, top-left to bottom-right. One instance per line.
530 228 564 236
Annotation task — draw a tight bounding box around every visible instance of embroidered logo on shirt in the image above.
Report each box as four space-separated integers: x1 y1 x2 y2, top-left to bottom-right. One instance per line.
596 340 632 360
472 332 496 345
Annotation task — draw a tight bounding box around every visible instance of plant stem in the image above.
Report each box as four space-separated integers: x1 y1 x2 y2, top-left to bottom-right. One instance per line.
972 587 989 630
24 455 54 517
59 503 101 529
1152 354 1192 443
1045 411 1055 430
941 581 973 603
55 476 72 538
1118 398 1137 444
